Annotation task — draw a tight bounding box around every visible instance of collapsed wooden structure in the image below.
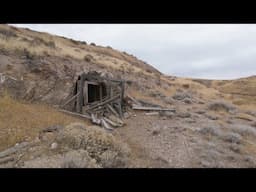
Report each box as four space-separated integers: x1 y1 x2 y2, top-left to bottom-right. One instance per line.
61 71 126 130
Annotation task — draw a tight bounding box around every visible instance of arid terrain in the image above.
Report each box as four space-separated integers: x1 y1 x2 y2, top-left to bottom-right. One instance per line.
0 24 256 168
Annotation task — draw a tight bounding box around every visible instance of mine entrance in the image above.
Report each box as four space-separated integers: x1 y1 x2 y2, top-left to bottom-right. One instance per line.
87 82 107 103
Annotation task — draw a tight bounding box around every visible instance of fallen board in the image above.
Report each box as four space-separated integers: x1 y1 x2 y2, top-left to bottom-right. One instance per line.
132 105 176 112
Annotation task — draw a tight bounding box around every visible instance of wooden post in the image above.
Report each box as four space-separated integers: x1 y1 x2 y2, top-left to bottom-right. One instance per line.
119 81 125 118
76 78 84 113
99 84 102 102
84 81 88 105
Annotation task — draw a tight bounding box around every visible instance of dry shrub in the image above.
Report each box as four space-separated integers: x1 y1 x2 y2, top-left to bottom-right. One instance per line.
90 42 96 46
0 28 17 39
172 91 192 100
199 126 222 137
84 54 94 62
230 124 256 137
56 123 131 168
61 150 100 168
182 84 190 89
207 100 236 112
221 132 242 144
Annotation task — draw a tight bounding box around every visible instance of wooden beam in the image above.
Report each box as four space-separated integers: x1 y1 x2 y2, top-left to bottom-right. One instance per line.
126 94 141 106
86 81 100 86
101 119 113 130
0 142 30 159
132 105 176 112
61 92 80 108
84 81 88 105
85 94 120 112
107 104 119 117
76 79 83 113
58 109 91 120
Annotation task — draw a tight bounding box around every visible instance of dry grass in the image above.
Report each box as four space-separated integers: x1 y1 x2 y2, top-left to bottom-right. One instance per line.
0 93 87 151
235 113 255 121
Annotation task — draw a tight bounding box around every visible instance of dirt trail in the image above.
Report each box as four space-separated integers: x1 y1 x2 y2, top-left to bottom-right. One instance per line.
115 112 198 167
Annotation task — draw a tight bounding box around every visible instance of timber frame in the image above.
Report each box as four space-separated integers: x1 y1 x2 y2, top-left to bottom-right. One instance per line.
63 71 125 119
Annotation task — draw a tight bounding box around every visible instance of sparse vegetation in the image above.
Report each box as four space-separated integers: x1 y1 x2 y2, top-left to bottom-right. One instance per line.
0 28 17 39
230 124 256 137
221 132 242 144
207 100 236 112
199 126 222 137
172 91 192 100
84 54 94 62
56 123 131 167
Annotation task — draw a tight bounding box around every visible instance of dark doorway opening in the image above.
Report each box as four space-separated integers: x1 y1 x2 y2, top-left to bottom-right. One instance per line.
87 83 107 103
88 84 100 103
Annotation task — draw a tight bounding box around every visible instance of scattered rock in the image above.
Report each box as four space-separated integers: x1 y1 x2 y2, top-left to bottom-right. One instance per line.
205 114 219 120
42 125 63 133
50 142 58 149
177 112 191 118
164 97 175 105
244 156 255 166
195 110 206 114
123 112 130 119
229 144 241 153
183 98 192 104
159 111 174 118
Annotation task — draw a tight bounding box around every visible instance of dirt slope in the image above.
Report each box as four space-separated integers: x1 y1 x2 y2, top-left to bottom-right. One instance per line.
0 24 256 168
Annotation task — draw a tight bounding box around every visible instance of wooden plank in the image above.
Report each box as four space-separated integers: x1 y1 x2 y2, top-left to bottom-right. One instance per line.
0 156 14 164
99 85 102 102
84 81 88 105
107 104 119 117
103 117 121 127
132 105 176 112
0 142 30 159
118 98 123 118
126 94 141 106
101 119 113 130
85 94 120 112
145 112 159 116
91 113 101 125
58 109 91 120
61 92 79 108
86 81 99 86
76 80 83 113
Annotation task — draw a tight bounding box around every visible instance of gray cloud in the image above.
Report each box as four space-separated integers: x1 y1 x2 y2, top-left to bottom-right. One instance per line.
12 24 256 80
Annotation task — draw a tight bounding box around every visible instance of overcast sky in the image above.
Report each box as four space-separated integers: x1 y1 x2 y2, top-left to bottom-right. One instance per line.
13 24 256 80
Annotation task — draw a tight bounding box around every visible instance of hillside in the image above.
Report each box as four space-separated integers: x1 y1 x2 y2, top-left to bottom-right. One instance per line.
0 24 256 168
